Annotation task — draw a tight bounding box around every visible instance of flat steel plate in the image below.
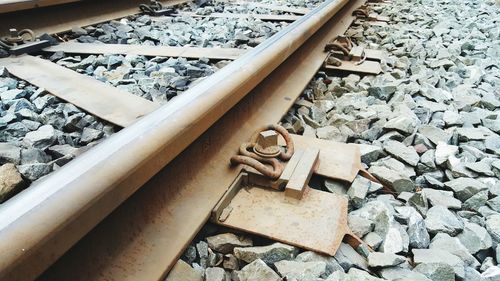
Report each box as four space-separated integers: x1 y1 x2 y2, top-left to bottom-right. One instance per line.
323 59 382 74
282 134 362 183
216 185 348 256
0 55 158 127
45 42 247 60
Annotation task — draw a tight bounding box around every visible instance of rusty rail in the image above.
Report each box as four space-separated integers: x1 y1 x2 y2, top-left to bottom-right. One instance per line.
0 0 352 280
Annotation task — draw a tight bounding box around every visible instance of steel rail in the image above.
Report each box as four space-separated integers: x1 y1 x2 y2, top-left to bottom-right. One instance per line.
0 0 351 280
0 0 82 14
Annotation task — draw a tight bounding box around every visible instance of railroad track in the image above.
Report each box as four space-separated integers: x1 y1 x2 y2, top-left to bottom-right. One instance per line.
0 0 387 280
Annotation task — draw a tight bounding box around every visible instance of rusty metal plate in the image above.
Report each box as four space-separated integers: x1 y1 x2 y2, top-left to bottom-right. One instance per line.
282 134 362 183
361 20 389 27
175 12 301 22
45 42 247 60
215 184 348 256
0 55 159 127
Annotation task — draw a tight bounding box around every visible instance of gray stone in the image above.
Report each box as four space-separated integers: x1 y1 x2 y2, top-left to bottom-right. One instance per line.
379 222 409 254
457 222 493 255
0 163 24 202
183 245 196 264
23 125 56 149
165 260 202 281
324 179 348 195
412 249 464 279
463 191 488 211
358 143 383 164
234 242 297 264
325 270 347 281
368 165 414 193
333 242 369 271
80 127 103 144
492 160 500 178
368 84 397 101
443 111 462 126
0 89 25 101
206 233 252 254
383 140 419 166
482 266 500 281
47 144 80 159
348 214 374 237
408 219 429 249
419 150 436 170
480 257 495 272
295 251 343 277
205 267 225 281
485 136 500 155
422 188 461 209
497 246 500 268
414 263 455 281
418 125 452 145
367 252 405 268
237 259 281 281
384 115 419 135
20 148 51 165
430 233 480 268
423 174 444 188
344 268 385 281
347 176 370 208
397 192 414 203
0 142 21 164
222 254 238 271
435 142 458 166
408 192 429 216
196 241 208 267
464 267 483 281
363 232 383 249
479 206 498 218
372 156 415 178
486 214 500 242
483 118 500 134
444 178 488 202
378 266 426 281
16 163 52 181
457 127 488 141
274 260 326 280
424 206 464 235
465 159 495 176
487 196 500 212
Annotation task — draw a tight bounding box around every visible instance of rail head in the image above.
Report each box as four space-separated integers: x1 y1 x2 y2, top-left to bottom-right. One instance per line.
0 0 83 14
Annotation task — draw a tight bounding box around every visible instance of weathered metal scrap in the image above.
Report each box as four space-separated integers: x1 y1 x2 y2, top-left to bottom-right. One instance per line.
323 35 382 74
214 127 373 256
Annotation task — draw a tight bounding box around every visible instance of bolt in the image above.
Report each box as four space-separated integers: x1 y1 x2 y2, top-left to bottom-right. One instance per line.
253 130 281 158
257 130 278 149
9 29 18 37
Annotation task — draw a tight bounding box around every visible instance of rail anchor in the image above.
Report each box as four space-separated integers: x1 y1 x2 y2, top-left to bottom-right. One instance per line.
322 35 383 74
213 129 388 256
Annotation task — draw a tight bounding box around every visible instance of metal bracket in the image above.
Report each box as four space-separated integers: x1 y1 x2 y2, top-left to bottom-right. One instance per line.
139 0 176 16
322 36 383 74
8 40 52 55
0 29 54 56
352 5 390 26
211 134 367 256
